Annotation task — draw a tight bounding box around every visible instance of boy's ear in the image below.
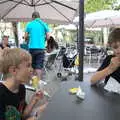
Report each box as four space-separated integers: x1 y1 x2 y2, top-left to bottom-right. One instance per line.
8 66 16 74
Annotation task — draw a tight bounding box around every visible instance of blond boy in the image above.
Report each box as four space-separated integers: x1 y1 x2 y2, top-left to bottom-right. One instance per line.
0 48 47 120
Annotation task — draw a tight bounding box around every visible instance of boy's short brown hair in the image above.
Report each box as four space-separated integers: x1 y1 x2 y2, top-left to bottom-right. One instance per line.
108 28 120 46
0 48 31 75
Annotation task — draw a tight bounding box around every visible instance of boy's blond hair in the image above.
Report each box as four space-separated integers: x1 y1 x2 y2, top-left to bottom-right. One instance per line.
0 48 31 75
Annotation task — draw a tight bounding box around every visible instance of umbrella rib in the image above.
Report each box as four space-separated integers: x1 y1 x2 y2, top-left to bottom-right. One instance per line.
109 18 115 26
6 0 30 6
31 0 34 5
52 0 76 11
24 0 31 5
35 0 42 5
1 0 24 19
0 0 9 4
35 0 52 5
34 2 52 6
44 0 71 23
89 20 97 28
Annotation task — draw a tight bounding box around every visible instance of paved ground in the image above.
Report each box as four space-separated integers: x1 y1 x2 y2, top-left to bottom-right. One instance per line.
25 57 100 119
26 63 96 119
26 59 99 101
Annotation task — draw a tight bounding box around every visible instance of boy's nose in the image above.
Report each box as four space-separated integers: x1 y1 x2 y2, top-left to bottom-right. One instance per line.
116 48 120 53
30 67 33 73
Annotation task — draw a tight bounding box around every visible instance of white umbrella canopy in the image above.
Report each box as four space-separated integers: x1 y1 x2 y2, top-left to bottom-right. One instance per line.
0 0 78 24
55 24 77 30
73 10 120 28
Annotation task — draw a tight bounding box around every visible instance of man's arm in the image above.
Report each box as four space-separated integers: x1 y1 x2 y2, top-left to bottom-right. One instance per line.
43 22 51 40
24 22 30 43
24 32 29 42
46 32 51 40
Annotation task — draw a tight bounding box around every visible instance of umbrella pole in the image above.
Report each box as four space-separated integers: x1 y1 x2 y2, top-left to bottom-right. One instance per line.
76 25 79 50
76 0 84 81
12 22 19 47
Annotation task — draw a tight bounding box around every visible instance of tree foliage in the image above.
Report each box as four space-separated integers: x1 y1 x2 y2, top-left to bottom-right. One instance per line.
85 0 117 13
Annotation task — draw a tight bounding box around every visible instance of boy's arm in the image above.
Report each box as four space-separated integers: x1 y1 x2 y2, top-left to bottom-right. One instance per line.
90 66 112 85
91 57 120 85
26 116 36 120
23 91 44 118
0 104 5 120
23 98 37 118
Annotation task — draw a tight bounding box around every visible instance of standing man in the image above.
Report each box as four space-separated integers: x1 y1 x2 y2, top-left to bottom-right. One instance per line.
24 11 50 81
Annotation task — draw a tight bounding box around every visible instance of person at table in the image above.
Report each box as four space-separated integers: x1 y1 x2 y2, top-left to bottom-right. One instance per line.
90 28 120 85
46 36 58 53
46 36 59 69
0 48 48 120
0 35 10 49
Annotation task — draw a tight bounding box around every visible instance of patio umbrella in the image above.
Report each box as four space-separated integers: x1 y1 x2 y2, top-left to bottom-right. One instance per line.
0 0 84 81
0 0 78 24
73 10 120 28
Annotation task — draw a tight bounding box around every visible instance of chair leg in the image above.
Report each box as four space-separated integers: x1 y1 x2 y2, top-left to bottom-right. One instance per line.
0 74 3 81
